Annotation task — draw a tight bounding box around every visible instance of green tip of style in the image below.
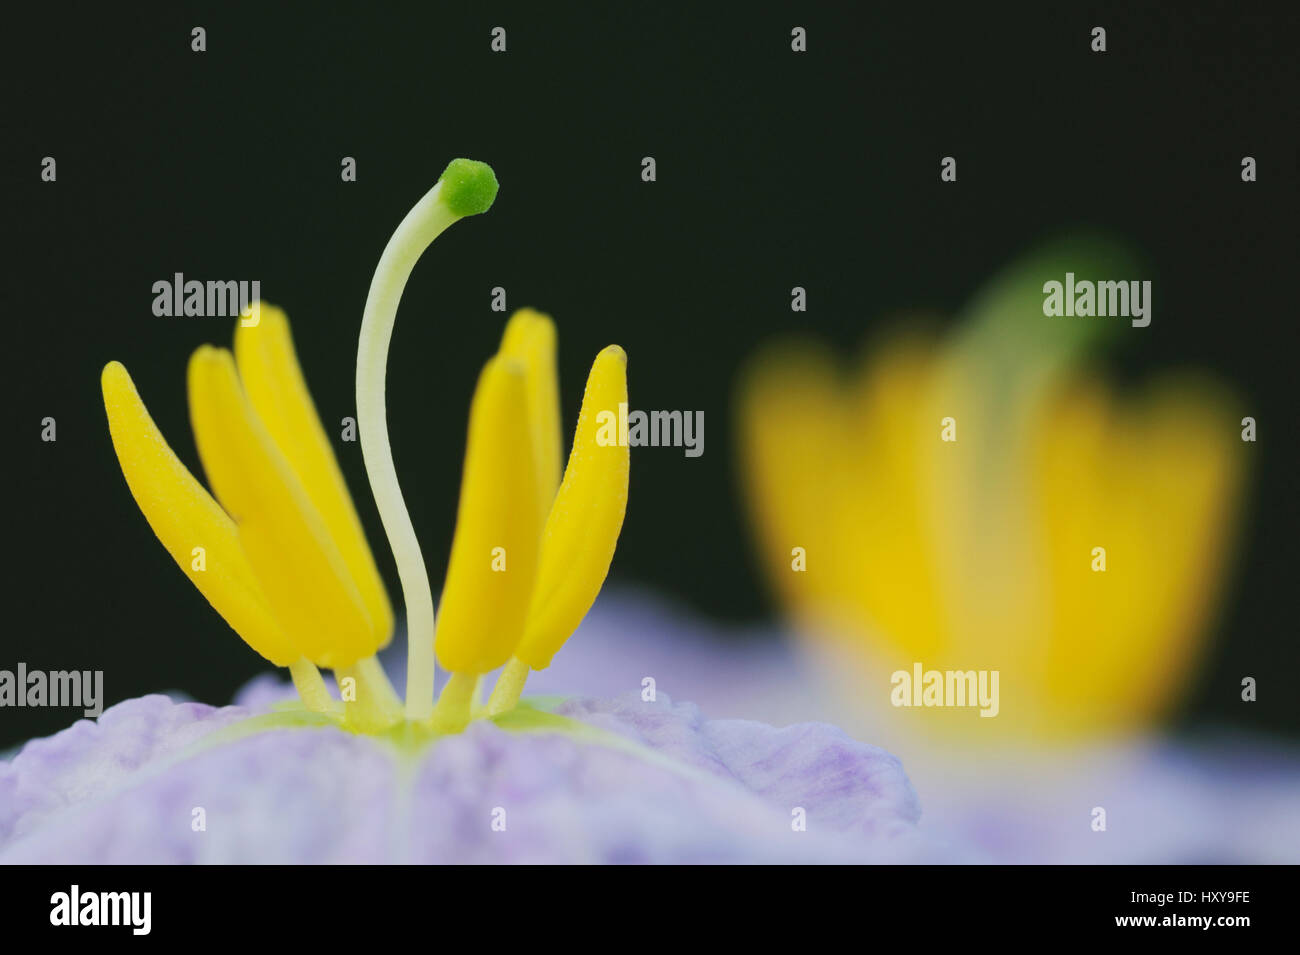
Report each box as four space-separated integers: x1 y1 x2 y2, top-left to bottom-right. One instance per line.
439 159 500 217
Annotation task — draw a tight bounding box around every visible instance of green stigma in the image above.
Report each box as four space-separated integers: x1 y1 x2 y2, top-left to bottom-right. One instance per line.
439 158 499 217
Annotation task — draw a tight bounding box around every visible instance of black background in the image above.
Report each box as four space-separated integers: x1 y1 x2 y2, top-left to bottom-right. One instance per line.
4 3 1297 748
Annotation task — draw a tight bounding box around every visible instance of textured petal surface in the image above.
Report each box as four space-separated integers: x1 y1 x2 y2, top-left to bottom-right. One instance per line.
0 696 252 849
537 593 1300 864
907 736 1300 865
0 692 937 864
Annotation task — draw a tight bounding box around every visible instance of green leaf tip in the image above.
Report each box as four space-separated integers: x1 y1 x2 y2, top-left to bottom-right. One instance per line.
439 158 499 217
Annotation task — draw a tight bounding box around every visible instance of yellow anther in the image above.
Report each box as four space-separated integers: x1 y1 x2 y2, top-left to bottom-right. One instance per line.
234 305 394 649
499 309 563 516
187 346 377 670
100 361 298 666
434 355 545 675
514 345 629 670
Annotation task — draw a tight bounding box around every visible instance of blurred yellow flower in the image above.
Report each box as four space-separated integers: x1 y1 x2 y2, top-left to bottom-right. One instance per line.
738 242 1245 744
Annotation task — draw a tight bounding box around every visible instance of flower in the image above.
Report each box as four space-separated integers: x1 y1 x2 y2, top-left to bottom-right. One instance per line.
724 238 1299 863
98 159 629 735
1 158 936 864
737 238 1246 746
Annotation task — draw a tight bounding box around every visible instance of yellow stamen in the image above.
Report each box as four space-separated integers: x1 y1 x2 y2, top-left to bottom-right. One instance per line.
434 356 544 676
234 305 394 650
738 344 863 632
739 334 1244 742
431 671 478 733
288 657 335 713
499 309 563 515
1030 376 1241 732
187 346 376 670
485 657 531 716
100 361 298 666
514 345 629 671
336 654 404 731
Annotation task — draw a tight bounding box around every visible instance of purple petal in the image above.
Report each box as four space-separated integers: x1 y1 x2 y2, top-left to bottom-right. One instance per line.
1 691 943 863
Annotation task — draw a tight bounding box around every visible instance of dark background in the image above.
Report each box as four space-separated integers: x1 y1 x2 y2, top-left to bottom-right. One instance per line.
5 4 1296 748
